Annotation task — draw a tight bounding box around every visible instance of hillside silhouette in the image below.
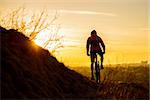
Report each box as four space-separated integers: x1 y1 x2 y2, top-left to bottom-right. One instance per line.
0 26 149 99
1 26 97 99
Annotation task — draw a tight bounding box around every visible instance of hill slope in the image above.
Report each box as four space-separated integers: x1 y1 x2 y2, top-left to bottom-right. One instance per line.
1 27 149 99
0 27 97 99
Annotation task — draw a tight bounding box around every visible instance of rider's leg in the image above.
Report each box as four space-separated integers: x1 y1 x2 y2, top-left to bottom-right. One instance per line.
91 62 94 80
100 54 104 69
90 52 95 80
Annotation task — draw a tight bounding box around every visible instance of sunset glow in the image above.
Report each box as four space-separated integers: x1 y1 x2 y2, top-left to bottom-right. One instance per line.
34 30 50 47
0 0 149 67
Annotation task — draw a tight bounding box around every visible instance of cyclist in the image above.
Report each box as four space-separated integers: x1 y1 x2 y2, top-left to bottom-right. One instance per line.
86 30 105 80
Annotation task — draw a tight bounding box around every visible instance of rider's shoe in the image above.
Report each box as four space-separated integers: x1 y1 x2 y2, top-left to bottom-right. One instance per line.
101 65 104 69
91 77 94 80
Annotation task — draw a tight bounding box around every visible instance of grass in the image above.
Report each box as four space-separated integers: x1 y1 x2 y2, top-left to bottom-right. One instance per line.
71 63 149 99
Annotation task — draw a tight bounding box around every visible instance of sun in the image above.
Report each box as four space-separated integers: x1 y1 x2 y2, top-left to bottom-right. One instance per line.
33 28 65 52
34 30 50 47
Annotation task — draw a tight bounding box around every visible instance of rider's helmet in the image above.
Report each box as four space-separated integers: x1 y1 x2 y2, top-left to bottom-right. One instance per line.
91 30 97 35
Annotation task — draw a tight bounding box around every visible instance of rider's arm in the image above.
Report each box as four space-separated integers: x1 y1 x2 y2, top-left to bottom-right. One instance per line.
86 37 90 56
99 37 105 53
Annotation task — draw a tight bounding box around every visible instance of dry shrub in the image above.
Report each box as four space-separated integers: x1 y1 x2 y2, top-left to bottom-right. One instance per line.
0 7 63 53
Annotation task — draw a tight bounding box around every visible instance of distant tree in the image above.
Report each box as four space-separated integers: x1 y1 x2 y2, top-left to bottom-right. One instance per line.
0 7 63 53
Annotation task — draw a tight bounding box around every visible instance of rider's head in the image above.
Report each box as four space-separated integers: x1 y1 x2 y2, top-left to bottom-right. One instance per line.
91 30 97 36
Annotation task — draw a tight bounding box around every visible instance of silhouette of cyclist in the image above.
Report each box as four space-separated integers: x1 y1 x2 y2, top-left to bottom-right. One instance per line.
86 30 105 80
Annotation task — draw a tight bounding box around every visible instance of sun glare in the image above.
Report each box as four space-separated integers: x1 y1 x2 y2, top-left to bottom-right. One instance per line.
34 39 44 47
33 28 65 52
34 30 50 47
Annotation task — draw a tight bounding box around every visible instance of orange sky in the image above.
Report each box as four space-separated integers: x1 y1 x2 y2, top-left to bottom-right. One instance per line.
0 0 149 67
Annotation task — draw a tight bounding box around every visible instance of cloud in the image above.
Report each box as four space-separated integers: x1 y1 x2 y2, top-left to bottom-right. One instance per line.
59 10 116 17
63 40 80 47
139 28 150 31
